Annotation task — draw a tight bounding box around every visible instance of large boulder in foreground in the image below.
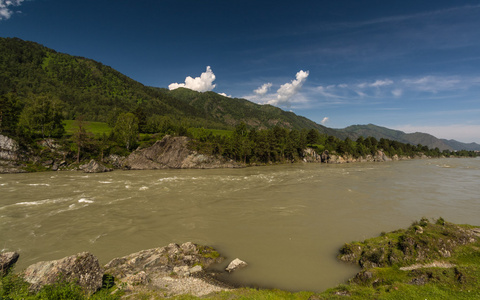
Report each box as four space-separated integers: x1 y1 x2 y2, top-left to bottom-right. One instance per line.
125 135 242 169
22 252 103 295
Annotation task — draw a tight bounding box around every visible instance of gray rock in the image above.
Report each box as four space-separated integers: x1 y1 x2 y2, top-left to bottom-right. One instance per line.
0 134 19 161
225 258 248 273
0 251 19 276
125 135 243 170
79 159 112 173
104 242 223 280
23 252 103 295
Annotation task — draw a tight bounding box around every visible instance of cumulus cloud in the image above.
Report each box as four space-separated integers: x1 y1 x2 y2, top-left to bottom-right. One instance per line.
168 66 216 92
218 92 231 98
0 0 24 20
254 83 272 96
321 117 329 125
268 70 309 106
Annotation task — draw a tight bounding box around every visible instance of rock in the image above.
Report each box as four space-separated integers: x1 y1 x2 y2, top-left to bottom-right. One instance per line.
22 252 103 295
0 251 19 276
302 148 321 162
79 159 112 173
225 258 248 273
124 271 148 286
104 243 223 280
125 135 243 170
0 134 19 161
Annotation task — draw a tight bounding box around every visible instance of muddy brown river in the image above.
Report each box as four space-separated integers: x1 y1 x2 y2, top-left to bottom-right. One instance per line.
1 158 479 292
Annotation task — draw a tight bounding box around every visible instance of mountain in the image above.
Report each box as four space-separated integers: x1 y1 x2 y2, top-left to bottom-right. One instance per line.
441 139 480 151
1 37 477 151
338 124 480 151
0 37 328 132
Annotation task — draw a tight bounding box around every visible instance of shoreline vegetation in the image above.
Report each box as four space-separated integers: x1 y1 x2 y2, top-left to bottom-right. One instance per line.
1 218 480 299
0 120 478 174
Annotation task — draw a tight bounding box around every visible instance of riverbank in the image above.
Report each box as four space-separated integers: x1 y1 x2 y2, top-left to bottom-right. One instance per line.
2 218 480 299
2 133 473 174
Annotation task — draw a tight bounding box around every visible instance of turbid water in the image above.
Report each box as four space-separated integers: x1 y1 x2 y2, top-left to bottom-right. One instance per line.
1 158 479 292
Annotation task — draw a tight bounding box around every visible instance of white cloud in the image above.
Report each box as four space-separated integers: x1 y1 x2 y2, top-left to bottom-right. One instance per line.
168 66 216 92
254 82 272 96
268 70 309 106
321 117 329 125
402 76 461 93
0 0 24 20
218 92 231 98
370 79 393 87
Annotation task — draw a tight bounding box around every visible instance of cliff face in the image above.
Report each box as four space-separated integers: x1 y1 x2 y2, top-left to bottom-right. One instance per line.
125 135 243 170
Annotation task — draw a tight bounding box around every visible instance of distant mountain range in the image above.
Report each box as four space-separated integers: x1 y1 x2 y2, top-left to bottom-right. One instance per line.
1 37 478 152
337 124 480 151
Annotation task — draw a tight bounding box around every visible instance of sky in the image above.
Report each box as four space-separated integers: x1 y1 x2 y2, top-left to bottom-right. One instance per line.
1 0 480 143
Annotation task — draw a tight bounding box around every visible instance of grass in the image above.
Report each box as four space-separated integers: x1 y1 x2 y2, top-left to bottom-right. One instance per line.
64 120 112 136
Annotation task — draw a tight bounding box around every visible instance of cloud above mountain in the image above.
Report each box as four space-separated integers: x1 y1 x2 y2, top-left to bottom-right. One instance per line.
248 70 309 107
168 66 216 92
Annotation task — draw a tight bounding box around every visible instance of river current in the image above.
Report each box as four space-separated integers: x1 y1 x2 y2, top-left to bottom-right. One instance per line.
1 158 479 292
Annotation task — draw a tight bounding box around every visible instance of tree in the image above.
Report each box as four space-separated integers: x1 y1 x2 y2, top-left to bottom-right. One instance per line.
72 116 94 163
0 93 21 136
113 112 139 150
17 94 65 139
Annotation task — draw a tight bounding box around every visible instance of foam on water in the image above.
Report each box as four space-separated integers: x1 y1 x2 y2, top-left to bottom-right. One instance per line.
78 198 94 204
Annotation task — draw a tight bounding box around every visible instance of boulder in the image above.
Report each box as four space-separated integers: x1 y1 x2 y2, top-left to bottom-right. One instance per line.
0 134 19 161
125 135 242 170
104 242 223 280
79 159 112 173
22 252 103 295
225 258 248 273
0 251 19 276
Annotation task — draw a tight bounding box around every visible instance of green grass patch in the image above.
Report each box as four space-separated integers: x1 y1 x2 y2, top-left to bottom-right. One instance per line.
64 120 112 136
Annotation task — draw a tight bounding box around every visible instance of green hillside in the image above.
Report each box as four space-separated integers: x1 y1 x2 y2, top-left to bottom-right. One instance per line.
0 37 327 132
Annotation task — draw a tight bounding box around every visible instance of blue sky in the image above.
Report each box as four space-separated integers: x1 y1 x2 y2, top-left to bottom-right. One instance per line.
2 0 480 143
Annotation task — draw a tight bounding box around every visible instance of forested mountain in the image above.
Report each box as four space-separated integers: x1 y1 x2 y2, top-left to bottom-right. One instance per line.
338 124 480 151
441 139 480 151
0 37 328 132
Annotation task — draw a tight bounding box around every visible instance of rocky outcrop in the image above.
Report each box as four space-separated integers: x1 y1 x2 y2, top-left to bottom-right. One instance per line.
0 135 25 173
22 252 103 295
0 134 19 160
125 135 243 170
0 251 19 276
103 242 229 297
104 242 223 280
79 159 113 173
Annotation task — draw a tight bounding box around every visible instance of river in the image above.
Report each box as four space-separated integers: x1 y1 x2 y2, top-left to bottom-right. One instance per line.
1 157 479 292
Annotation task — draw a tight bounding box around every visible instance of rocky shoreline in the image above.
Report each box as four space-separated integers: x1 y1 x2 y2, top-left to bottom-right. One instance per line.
1 242 245 298
1 133 439 174
2 219 480 299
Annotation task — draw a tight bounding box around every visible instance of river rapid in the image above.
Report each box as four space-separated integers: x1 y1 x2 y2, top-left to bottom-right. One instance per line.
1 157 480 292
